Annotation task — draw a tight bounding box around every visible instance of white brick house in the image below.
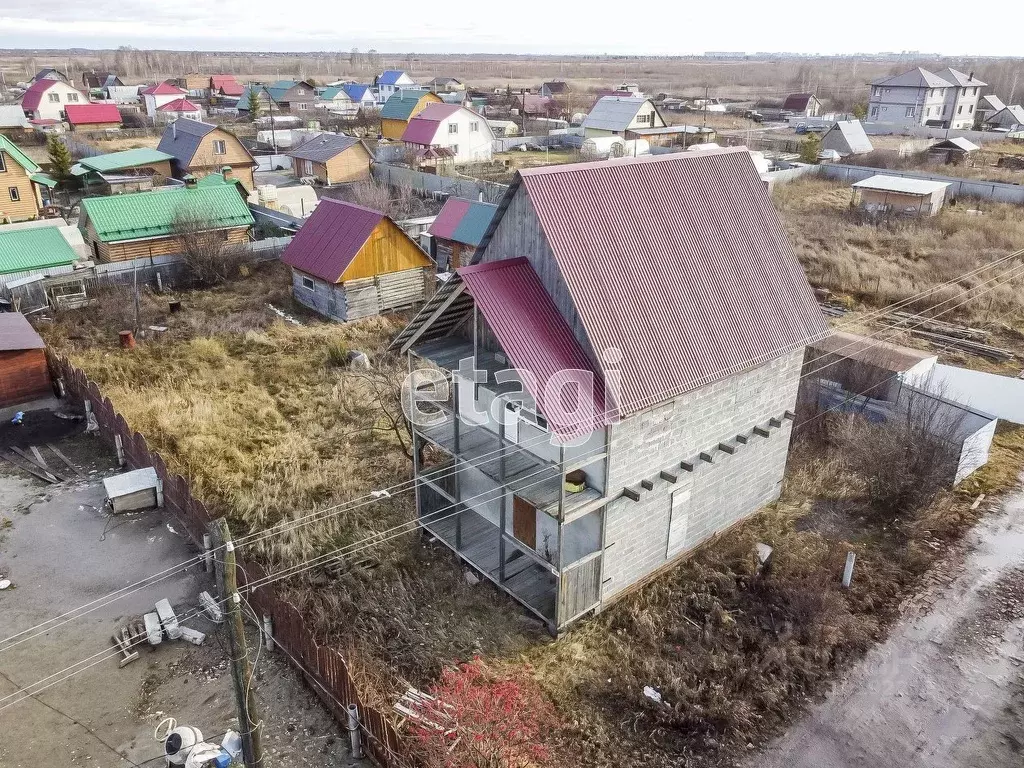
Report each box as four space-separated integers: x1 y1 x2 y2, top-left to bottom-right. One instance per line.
393 148 829 632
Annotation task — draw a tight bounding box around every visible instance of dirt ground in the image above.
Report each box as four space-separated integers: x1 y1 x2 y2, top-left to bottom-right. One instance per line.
750 479 1024 768
0 429 367 768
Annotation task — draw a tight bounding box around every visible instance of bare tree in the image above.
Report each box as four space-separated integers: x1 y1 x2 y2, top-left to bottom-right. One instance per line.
172 203 252 287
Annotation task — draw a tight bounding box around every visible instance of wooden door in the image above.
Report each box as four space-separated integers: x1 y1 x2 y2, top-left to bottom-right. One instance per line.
512 495 536 549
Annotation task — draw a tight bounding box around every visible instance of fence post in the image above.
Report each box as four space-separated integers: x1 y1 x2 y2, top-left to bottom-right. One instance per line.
347 704 363 759
114 434 125 466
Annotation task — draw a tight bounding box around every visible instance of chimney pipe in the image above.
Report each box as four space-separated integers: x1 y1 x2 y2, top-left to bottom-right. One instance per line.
221 165 232 180
184 174 197 189
172 120 176 140
968 71 974 81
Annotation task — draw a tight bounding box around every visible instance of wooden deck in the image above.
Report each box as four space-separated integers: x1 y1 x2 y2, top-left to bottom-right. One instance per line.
425 508 557 622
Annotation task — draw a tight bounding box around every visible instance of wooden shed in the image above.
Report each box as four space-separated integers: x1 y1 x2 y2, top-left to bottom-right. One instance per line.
281 198 434 322
0 312 51 407
851 175 950 218
287 134 372 186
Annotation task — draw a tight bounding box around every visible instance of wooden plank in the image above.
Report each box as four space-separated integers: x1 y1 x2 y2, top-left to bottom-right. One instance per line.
29 446 49 469
46 443 87 478
0 452 58 484
8 447 64 482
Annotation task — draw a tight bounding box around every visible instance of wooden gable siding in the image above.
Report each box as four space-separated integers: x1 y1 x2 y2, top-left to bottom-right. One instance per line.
0 348 51 407
340 218 431 282
0 152 43 222
184 127 256 190
83 220 249 263
324 144 372 184
380 92 443 140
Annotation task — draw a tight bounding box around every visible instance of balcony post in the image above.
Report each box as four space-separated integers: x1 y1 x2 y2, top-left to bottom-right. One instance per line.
498 411 506 583
452 373 462 549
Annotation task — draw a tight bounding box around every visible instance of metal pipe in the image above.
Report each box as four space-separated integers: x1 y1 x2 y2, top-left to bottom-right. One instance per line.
346 704 363 759
261 614 274 652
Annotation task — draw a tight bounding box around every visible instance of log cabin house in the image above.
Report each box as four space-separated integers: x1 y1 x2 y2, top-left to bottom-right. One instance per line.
287 134 372 186
157 118 257 191
0 135 56 222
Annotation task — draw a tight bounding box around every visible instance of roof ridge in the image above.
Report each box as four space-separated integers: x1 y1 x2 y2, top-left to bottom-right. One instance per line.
458 256 528 275
317 197 386 218
519 145 748 177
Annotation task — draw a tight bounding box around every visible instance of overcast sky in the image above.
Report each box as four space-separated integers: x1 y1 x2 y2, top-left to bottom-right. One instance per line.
0 0 1016 56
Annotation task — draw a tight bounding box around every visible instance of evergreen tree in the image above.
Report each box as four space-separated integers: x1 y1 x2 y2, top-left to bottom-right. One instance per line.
799 133 822 164
247 88 262 120
46 134 73 183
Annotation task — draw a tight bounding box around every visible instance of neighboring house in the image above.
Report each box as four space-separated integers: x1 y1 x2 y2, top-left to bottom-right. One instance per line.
868 67 984 130
391 147 828 632
142 82 189 119
64 103 122 132
81 71 123 90
237 84 276 114
0 225 80 283
0 135 56 222
20 79 86 121
281 198 433 322
851 174 950 217
316 86 359 116
0 313 52 408
157 118 257 191
487 119 519 137
157 98 204 123
78 178 253 262
210 75 244 101
516 94 560 120
426 77 464 93
0 105 30 136
69 148 175 193
540 81 569 98
376 70 417 103
582 96 666 137
30 68 68 84
402 103 495 164
288 134 372 185
343 84 378 111
105 85 142 105
984 105 1024 131
426 197 497 271
928 136 980 164
783 93 822 117
380 89 442 140
266 80 317 113
977 94 1006 126
820 120 873 157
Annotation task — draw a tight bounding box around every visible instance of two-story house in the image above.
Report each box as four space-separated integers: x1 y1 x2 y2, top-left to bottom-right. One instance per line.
582 96 666 138
380 89 443 140
20 79 87 122
156 118 257 191
375 70 417 104
0 136 56 222
402 104 495 164
868 67 985 130
266 80 317 113
392 148 829 632
142 82 189 119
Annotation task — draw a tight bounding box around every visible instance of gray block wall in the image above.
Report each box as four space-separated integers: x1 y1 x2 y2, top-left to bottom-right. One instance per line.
291 268 349 322
601 348 803 602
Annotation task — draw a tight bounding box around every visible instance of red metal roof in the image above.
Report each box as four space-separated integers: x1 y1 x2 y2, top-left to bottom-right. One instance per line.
211 75 244 96
64 103 122 125
0 312 45 351
427 198 470 241
459 259 606 438
141 81 186 96
20 79 70 111
158 98 200 112
511 147 829 419
783 93 815 111
401 103 464 145
280 198 384 283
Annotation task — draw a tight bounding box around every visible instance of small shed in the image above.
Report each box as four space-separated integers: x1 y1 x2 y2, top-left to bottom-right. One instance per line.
820 120 873 157
427 198 498 271
928 137 980 165
851 175 950 217
0 312 51 407
287 134 372 185
103 467 162 513
64 103 123 132
281 199 434 322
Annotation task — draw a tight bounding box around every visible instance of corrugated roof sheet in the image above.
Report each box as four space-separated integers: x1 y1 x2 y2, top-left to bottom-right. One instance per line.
981 94 1006 112
141 81 186 96
378 70 411 86
80 185 253 243
0 312 45 351
459 258 606 438
20 79 71 111
76 148 175 173
935 137 980 152
106 85 141 102
280 198 383 283
543 81 569 94
870 67 952 89
0 105 29 128
401 103 464 144
288 134 362 163
823 120 873 155
0 226 78 276
343 84 374 103
211 75 244 96
156 118 220 166
506 147 829 419
64 103 122 125
158 98 200 112
582 97 651 132
380 89 434 120
852 174 950 195
428 198 498 246
783 93 815 111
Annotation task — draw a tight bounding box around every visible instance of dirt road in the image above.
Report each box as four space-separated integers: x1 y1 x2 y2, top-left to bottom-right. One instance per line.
751 484 1024 768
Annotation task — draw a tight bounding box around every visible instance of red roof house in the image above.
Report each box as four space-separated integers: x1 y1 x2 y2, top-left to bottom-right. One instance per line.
210 75 244 97
281 199 433 321
20 79 87 120
141 82 187 96
64 103 122 130
157 98 203 122
401 103 494 163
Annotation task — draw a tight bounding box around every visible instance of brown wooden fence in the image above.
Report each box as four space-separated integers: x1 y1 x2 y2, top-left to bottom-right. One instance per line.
49 352 405 767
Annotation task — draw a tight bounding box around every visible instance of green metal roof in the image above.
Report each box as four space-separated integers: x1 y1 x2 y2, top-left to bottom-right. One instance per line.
29 172 57 188
0 226 78 276
0 135 41 174
380 89 434 120
80 185 254 243
75 148 175 174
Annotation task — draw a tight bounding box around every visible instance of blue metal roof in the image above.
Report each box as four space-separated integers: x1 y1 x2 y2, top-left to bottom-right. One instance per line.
343 84 373 102
377 70 409 86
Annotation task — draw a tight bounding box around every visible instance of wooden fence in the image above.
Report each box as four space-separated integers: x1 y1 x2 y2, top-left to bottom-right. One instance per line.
49 354 405 767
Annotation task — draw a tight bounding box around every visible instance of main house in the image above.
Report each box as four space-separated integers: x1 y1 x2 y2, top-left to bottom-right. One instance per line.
783 93 822 118
316 86 359 116
402 103 494 164
868 67 985 130
78 178 253 262
391 148 828 632
582 96 666 137
0 135 56 222
157 118 257 191
20 79 86 121
380 89 442 140
281 198 433 322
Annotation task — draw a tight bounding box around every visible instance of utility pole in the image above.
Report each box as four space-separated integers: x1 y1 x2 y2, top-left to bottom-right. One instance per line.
217 518 265 768
265 87 277 154
702 84 709 132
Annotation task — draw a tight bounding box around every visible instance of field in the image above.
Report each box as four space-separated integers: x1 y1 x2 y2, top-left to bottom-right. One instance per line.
38 177 1024 766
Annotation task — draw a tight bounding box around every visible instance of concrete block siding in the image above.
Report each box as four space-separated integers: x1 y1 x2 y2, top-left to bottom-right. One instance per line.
601 348 803 602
